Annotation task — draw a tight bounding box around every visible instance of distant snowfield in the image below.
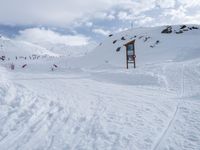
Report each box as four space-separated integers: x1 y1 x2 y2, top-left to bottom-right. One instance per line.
0 25 200 149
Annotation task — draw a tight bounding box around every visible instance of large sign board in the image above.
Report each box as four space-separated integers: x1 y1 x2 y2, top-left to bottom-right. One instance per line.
124 40 136 69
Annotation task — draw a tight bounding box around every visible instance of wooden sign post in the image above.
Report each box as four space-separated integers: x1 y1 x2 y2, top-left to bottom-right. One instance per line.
124 40 136 69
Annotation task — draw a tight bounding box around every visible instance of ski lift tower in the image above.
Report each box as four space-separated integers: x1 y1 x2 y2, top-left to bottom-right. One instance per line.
124 40 136 69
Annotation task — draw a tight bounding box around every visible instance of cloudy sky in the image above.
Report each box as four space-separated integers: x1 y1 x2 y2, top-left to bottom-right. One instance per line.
0 0 200 47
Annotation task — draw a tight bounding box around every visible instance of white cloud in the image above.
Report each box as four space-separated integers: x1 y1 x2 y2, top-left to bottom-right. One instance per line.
163 6 200 25
0 0 124 27
107 14 115 20
0 0 200 34
92 28 111 36
107 11 116 20
85 22 93 27
156 0 176 8
0 0 176 27
94 12 108 20
127 0 157 15
94 12 115 20
177 0 200 8
118 11 132 20
16 28 90 46
116 27 129 33
135 16 155 26
164 6 186 19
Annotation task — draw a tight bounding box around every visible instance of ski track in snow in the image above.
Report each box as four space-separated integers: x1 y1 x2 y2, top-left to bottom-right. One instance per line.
152 64 186 150
152 62 200 150
0 60 200 150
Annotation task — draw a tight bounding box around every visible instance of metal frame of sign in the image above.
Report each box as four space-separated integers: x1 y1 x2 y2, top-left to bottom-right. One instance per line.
124 40 136 69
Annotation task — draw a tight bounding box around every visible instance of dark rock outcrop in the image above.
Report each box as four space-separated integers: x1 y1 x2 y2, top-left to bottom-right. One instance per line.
113 40 117 44
109 34 113 37
155 40 160 44
161 26 172 34
176 30 183 34
180 25 187 29
22 64 27 68
0 56 5 61
121 37 126 40
116 47 121 52
144 37 150 42
192 26 199 30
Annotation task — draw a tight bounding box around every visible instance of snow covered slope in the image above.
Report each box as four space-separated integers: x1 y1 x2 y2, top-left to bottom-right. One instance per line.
73 25 200 68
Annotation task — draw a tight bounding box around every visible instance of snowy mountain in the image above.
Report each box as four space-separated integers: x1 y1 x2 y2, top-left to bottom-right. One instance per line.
0 36 59 60
0 35 60 71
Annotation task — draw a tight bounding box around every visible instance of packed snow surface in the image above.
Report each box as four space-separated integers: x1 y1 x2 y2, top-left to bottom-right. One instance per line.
0 25 200 150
